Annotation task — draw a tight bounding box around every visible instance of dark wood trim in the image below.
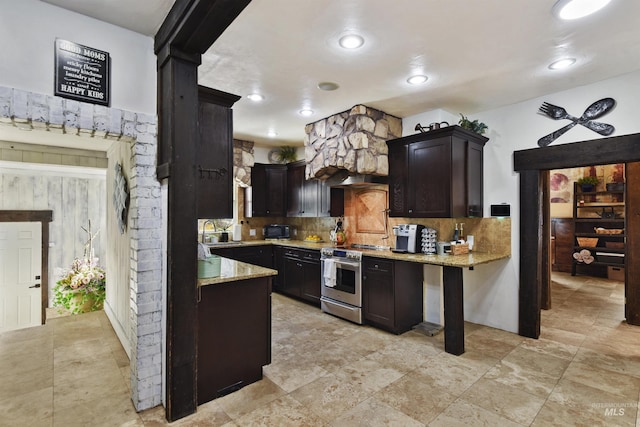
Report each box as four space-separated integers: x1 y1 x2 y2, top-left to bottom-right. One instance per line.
541 171 551 310
514 133 640 339
519 170 542 338
155 0 252 56
198 85 241 107
514 133 640 171
443 266 464 355
0 210 53 223
158 52 200 422
154 0 198 53
0 210 53 325
154 0 251 421
626 162 640 325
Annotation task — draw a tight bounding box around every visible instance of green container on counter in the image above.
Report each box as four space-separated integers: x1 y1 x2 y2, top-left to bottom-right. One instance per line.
198 255 221 279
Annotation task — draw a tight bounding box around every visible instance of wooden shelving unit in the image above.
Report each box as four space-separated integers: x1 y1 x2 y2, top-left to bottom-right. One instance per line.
572 183 626 277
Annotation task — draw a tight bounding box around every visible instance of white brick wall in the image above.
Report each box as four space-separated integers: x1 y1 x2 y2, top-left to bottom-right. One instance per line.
0 86 164 412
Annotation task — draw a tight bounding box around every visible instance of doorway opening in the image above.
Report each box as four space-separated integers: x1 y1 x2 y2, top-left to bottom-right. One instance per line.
545 163 627 332
513 134 640 339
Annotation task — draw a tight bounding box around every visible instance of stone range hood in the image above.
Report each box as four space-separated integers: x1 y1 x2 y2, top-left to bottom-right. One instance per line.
304 105 402 186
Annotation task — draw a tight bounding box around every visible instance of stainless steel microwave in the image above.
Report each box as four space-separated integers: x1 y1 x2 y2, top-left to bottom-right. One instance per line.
263 224 292 239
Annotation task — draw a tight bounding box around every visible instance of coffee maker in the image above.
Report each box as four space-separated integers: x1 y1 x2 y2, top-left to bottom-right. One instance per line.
392 224 424 253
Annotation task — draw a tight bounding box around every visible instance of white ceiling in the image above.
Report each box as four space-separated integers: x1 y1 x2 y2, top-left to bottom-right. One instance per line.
37 0 640 149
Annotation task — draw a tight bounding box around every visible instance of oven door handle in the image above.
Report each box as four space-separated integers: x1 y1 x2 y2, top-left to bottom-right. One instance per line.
332 260 361 269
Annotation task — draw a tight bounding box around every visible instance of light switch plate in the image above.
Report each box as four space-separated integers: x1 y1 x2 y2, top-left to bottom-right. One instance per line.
250 229 256 236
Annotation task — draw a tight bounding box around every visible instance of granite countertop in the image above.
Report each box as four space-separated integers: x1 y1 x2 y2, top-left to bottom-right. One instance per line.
354 249 510 268
206 239 326 250
198 257 277 287
206 240 509 268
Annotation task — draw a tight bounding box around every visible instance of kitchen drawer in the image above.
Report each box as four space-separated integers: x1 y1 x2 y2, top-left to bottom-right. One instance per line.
364 259 393 274
281 247 320 261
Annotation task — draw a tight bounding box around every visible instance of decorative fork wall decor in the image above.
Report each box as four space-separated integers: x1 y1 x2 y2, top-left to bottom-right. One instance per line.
537 98 616 146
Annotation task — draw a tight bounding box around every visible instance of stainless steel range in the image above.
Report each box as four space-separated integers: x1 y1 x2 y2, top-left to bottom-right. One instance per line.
320 247 363 324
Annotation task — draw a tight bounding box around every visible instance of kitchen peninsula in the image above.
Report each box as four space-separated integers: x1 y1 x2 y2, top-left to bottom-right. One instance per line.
207 240 509 356
196 257 277 404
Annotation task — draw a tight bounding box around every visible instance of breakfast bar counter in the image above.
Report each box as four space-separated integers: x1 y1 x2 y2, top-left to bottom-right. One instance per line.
197 257 277 287
205 240 509 356
196 257 277 404
358 249 510 355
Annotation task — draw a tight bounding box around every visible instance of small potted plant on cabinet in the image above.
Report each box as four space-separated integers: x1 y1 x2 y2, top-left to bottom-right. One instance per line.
577 176 599 192
458 114 488 135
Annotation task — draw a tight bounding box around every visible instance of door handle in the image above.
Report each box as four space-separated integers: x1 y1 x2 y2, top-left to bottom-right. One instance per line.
29 284 41 288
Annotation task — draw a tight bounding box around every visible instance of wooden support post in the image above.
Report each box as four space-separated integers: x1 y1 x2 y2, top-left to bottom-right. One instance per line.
519 169 542 339
443 266 464 355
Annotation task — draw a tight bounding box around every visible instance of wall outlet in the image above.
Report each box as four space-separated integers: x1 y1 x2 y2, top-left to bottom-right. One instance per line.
249 229 256 236
293 229 297 236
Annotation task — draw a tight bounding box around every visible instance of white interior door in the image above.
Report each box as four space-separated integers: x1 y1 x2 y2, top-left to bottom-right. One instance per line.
0 222 42 332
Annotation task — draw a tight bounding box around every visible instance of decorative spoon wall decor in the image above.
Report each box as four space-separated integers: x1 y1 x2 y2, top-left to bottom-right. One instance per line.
537 98 616 146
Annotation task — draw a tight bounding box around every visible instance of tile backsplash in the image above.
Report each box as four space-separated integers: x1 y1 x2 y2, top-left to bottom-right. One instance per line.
236 185 511 256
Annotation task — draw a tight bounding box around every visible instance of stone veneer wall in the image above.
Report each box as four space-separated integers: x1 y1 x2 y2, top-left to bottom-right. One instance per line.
0 86 163 411
304 104 402 179
233 139 254 187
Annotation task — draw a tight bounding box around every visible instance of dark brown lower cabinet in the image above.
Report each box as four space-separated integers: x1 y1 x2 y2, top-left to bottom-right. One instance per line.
197 277 271 404
277 246 321 305
362 257 423 334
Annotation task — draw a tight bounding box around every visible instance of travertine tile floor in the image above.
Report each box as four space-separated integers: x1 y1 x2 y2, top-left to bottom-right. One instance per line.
1 272 639 426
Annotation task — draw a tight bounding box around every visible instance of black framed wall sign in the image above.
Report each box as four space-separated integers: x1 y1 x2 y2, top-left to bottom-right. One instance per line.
54 39 110 106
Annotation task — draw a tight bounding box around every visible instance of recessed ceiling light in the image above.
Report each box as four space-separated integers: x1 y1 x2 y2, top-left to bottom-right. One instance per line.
267 130 278 137
299 109 314 117
318 82 340 91
407 75 429 85
247 93 264 102
338 34 364 49
553 0 612 20
548 58 576 70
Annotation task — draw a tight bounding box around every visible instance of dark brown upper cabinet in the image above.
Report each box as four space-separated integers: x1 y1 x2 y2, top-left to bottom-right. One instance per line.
251 163 287 217
387 125 488 218
196 86 240 219
286 161 344 218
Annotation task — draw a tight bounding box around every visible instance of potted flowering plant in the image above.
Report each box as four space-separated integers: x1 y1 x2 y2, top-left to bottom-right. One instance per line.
53 258 106 314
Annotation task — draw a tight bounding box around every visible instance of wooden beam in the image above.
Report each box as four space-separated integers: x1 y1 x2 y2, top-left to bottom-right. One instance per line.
519 170 541 338
158 53 200 422
154 0 251 421
514 133 640 171
626 162 640 325
155 0 252 56
541 171 551 310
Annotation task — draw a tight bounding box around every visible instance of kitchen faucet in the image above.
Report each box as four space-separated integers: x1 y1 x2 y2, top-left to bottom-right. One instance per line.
201 219 214 243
